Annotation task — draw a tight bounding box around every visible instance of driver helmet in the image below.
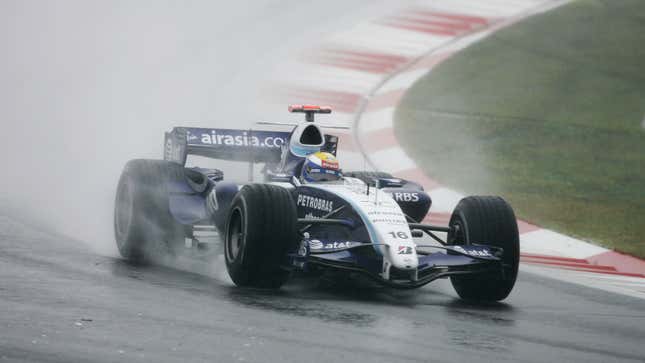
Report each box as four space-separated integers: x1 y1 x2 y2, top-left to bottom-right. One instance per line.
301 151 342 183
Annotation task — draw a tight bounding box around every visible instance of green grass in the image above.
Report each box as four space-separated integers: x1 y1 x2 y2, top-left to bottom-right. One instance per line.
395 0 645 258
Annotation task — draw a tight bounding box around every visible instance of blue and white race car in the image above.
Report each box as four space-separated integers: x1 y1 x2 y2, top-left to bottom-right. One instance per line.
114 105 520 301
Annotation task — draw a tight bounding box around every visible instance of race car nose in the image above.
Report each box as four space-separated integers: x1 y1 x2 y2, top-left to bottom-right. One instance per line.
389 244 419 270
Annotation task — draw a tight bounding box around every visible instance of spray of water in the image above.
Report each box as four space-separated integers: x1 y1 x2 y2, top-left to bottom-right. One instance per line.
0 0 412 277
0 1 306 255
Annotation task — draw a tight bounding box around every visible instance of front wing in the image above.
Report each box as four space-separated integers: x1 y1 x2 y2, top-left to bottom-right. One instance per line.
288 242 505 289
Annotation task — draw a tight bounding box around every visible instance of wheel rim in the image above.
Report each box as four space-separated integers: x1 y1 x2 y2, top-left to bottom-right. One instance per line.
448 215 467 245
115 180 134 243
226 207 244 262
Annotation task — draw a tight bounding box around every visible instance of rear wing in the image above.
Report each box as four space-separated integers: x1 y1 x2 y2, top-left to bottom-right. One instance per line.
164 127 338 165
164 127 290 164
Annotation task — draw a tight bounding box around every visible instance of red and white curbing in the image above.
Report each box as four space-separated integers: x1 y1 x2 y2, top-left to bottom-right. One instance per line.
272 0 645 297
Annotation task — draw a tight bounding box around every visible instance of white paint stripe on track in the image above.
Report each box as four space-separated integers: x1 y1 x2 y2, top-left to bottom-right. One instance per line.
520 229 608 259
521 264 645 300
316 111 354 127
592 275 645 287
424 0 537 17
433 29 497 54
326 23 449 57
426 188 464 212
369 147 417 173
337 149 370 171
375 69 432 95
357 107 395 133
279 64 381 94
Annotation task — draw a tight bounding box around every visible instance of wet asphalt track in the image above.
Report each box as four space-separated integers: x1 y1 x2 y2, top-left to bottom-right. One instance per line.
1 217 644 363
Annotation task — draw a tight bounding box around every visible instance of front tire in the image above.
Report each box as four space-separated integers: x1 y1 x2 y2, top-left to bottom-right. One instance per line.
224 184 297 288
447 196 520 302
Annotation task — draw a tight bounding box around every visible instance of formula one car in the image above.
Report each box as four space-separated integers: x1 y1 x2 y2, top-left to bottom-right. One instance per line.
114 105 520 301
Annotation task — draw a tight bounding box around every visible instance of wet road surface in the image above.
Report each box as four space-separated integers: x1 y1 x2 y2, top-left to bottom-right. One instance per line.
1 216 644 363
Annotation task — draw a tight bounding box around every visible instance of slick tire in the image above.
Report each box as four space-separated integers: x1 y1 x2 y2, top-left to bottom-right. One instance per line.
447 196 520 302
224 184 297 288
114 159 186 263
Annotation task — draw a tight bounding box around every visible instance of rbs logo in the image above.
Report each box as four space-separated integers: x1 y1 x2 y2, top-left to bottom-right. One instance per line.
393 192 419 202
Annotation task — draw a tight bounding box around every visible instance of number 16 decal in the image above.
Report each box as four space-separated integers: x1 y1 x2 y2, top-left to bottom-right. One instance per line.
388 231 409 239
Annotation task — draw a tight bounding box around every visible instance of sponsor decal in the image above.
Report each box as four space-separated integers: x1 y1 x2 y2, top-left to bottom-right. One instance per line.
392 192 420 202
398 246 414 255
296 194 333 213
309 239 324 249
367 210 402 217
309 239 360 250
370 218 407 225
187 130 285 148
321 159 339 170
164 137 183 163
452 246 493 257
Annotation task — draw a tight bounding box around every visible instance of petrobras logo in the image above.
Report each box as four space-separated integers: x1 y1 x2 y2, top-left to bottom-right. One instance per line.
187 129 286 148
296 194 333 213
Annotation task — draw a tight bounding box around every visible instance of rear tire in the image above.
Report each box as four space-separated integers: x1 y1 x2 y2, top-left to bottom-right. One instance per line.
447 196 519 302
224 184 297 288
114 159 186 263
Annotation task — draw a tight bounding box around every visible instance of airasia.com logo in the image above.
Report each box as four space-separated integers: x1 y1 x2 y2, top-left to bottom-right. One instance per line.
190 130 285 148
